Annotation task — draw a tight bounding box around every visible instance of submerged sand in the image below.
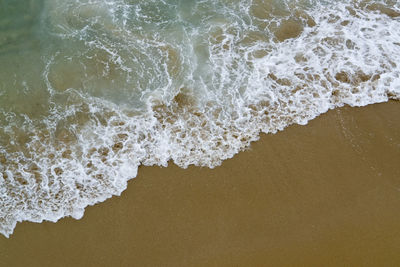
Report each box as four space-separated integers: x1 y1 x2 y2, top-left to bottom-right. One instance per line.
1 101 400 266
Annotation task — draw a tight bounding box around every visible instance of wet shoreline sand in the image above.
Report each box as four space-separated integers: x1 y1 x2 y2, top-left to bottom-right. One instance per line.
1 101 400 266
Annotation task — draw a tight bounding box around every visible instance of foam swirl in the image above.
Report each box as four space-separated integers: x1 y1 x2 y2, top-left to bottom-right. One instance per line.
0 0 399 237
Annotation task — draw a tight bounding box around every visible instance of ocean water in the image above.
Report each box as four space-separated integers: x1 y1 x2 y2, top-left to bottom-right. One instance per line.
0 0 399 238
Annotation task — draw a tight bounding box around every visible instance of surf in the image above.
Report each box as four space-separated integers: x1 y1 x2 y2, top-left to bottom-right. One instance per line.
0 0 399 237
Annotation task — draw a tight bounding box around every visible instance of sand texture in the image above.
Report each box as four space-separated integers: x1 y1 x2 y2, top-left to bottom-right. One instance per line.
1 101 400 267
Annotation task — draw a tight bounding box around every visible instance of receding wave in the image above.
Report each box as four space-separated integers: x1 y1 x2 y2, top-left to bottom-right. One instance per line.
0 0 399 237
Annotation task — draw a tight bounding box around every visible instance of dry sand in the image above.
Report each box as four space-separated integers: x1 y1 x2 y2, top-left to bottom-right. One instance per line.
1 101 399 267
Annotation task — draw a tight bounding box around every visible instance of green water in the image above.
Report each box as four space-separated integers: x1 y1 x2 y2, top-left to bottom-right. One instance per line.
1 0 399 238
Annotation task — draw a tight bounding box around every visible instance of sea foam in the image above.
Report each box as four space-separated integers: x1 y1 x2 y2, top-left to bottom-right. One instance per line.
0 0 399 237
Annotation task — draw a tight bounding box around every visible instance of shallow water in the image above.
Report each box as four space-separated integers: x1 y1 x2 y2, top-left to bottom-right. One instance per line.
0 0 399 237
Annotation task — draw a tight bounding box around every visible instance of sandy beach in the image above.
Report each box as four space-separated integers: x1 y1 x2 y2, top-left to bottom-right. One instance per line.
1 101 399 266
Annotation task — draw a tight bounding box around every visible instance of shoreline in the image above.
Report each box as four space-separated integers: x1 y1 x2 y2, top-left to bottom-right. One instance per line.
1 101 400 266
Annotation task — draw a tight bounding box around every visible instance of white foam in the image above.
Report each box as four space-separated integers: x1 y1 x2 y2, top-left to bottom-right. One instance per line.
1 0 399 237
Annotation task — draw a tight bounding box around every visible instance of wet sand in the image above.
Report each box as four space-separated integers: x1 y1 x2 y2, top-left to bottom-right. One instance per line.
1 101 400 267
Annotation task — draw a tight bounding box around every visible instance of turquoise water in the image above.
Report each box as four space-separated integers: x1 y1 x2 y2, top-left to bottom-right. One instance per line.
0 0 399 237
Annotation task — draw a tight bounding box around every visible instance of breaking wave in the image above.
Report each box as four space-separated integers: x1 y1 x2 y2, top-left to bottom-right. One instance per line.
0 0 399 237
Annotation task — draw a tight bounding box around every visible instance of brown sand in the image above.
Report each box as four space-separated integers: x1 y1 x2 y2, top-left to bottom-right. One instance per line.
1 101 400 267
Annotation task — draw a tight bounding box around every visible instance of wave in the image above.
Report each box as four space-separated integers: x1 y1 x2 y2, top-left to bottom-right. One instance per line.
0 0 399 237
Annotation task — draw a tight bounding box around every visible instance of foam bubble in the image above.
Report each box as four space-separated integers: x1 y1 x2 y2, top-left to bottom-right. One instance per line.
1 0 399 237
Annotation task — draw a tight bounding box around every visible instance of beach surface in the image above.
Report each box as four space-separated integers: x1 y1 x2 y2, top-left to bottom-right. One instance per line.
1 101 400 266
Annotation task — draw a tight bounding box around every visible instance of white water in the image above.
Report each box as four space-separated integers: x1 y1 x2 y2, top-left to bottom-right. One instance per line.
0 0 399 237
